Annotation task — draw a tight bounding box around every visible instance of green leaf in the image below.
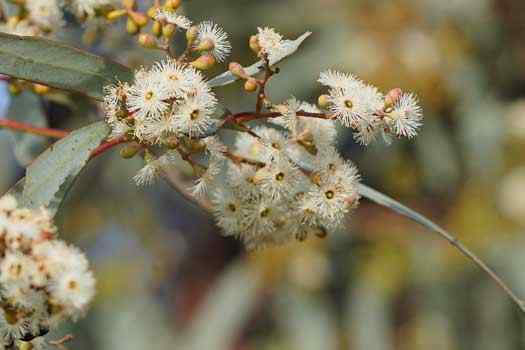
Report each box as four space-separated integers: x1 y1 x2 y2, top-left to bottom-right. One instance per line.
208 31 312 88
12 121 110 216
357 184 451 238
357 183 525 312
0 32 133 100
5 91 49 166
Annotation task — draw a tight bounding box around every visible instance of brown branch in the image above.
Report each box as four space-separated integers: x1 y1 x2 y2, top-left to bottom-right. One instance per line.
0 117 129 159
223 110 331 125
255 56 275 114
157 163 213 213
0 118 69 138
222 150 265 168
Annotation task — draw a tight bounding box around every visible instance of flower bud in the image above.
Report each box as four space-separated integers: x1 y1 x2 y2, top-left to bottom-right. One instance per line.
33 83 50 95
106 9 127 21
195 38 215 52
8 83 21 96
228 62 246 78
385 88 402 108
164 137 179 149
138 33 158 49
122 0 136 10
186 25 199 45
152 20 162 37
249 35 261 54
128 11 149 27
120 144 141 159
162 23 176 39
7 16 21 27
165 0 181 10
190 54 216 70
244 78 258 92
18 341 32 350
147 6 158 18
126 18 139 35
315 227 328 239
317 94 330 108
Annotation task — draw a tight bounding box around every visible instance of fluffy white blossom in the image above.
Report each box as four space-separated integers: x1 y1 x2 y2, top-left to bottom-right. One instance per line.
173 93 218 137
25 0 63 31
256 27 286 62
195 21 231 63
0 20 41 36
104 59 218 145
318 70 423 142
326 83 383 127
98 30 424 250
127 69 172 121
384 93 423 138
67 0 117 19
155 9 192 30
0 195 95 347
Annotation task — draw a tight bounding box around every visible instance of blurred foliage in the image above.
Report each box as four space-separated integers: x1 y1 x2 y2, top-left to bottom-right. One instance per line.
1 0 525 349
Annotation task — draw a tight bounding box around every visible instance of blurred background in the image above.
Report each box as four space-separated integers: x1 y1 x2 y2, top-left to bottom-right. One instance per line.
2 0 525 349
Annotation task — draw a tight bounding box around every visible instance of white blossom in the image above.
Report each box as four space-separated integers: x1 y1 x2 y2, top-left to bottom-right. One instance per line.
25 0 63 31
155 9 192 29
127 69 172 120
385 93 423 138
0 195 95 344
195 21 231 62
256 27 286 62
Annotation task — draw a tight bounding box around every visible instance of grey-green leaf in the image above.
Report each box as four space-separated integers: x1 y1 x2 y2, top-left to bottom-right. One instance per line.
358 183 525 312
5 91 49 166
208 32 312 88
0 32 133 100
17 121 110 216
357 183 450 238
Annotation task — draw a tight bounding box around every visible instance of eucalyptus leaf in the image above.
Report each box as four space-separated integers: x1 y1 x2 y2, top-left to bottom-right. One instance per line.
15 121 110 216
358 183 525 312
5 92 49 166
357 184 448 236
0 32 133 100
207 31 312 88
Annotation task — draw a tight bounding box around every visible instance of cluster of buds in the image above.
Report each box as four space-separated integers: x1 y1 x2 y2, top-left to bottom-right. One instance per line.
0 0 119 36
0 195 95 348
114 0 231 72
101 16 424 249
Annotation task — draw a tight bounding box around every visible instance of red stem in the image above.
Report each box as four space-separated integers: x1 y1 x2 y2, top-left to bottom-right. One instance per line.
0 118 69 138
90 135 128 159
0 118 128 158
223 111 331 124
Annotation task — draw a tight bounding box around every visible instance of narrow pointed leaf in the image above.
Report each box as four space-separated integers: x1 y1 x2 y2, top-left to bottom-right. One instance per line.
357 183 452 239
0 32 133 100
358 183 525 312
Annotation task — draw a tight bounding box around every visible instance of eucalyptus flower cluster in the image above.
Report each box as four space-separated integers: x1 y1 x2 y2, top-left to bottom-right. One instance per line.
100 14 423 249
0 195 95 348
104 59 218 142
318 71 422 145
0 0 119 36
